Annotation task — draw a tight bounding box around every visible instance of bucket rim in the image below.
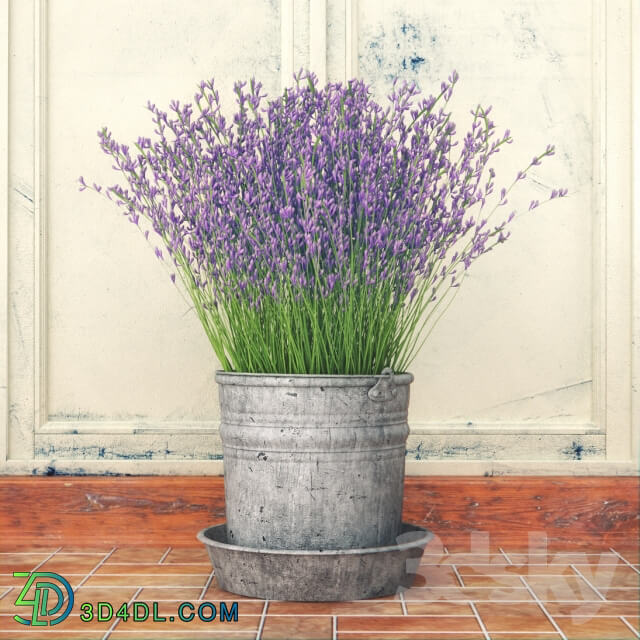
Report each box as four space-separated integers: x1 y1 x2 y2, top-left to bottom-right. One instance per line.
197 522 432 555
215 370 414 386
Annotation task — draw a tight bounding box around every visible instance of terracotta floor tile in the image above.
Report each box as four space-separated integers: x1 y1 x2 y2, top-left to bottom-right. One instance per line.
164 547 210 563
612 550 640 564
474 602 555 632
60 546 114 554
489 635 562 640
83 573 208 587
414 565 461 587
599 588 640 601
546 602 640 617
458 563 575 577
429 554 510 566
575 566 640 589
74 586 139 604
262 614 332 639
105 547 169 563
35 554 106 574
555 616 639 639
0 633 104 639
338 634 484 640
403 586 532 602
136 587 202 601
268 600 403 615
508 553 622 566
421 538 449 555
0 548 53 556
111 633 257 639
623 615 639 632
0 573 31 590
128 598 265 616
338 614 481 633
109 617 259 635
203 577 266 602
525 576 602 601
0 613 112 633
0 590 16 614
95 563 210 576
517 566 579 578
461 575 526 587
404 601 475 616
0 554 53 573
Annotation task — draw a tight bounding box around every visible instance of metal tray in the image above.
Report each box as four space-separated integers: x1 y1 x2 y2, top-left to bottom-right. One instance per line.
197 522 432 601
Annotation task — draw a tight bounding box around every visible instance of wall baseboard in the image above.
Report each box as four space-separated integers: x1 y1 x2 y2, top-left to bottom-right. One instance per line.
0 476 636 549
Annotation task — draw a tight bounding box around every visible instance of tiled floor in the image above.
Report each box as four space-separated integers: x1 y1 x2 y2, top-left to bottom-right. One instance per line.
0 542 638 639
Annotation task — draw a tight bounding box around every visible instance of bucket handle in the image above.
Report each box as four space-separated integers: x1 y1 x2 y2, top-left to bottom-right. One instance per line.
368 367 397 402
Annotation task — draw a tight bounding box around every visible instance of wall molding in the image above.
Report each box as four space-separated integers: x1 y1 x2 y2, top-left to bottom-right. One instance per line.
309 0 327 85
0 0 9 464
600 0 634 462
36 419 603 436
280 0 294 91
2 458 637 477
34 0 48 434
344 0 358 80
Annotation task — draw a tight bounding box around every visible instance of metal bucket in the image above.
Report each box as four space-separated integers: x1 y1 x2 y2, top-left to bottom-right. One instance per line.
217 368 413 551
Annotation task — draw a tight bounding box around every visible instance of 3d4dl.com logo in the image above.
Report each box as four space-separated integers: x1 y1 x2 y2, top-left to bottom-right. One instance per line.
12 571 74 626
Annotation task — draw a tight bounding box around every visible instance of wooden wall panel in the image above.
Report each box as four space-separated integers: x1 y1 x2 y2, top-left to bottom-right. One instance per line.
0 477 636 550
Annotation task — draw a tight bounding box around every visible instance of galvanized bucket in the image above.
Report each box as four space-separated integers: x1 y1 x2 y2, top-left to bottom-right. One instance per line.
216 368 413 551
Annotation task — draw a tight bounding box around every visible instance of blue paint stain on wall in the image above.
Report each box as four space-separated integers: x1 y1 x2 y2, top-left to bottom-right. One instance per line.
409 55 425 72
35 444 224 461
561 441 598 460
360 12 443 91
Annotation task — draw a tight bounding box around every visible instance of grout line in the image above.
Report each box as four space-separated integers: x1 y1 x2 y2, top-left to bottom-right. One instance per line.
0 586 11 600
499 547 513 565
332 614 337 640
469 601 490 640
255 600 269 640
451 565 465 587
158 547 172 564
570 564 606 600
610 548 640 575
73 547 117 592
519 576 567 640
620 616 640 638
198 569 215 601
102 585 143 640
30 546 62 572
399 590 408 615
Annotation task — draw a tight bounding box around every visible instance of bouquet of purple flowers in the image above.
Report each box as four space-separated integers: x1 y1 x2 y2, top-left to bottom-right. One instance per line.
81 70 564 375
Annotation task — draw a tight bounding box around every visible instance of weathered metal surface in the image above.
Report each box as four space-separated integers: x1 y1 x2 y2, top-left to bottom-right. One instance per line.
217 370 413 550
197 522 432 601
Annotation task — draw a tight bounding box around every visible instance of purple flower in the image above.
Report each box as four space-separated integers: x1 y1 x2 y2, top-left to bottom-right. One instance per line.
82 69 565 369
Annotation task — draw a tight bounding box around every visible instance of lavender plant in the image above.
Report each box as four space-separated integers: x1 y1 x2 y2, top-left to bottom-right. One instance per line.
80 70 566 375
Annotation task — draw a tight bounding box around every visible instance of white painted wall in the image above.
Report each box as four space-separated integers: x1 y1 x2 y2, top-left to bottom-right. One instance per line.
0 0 637 475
